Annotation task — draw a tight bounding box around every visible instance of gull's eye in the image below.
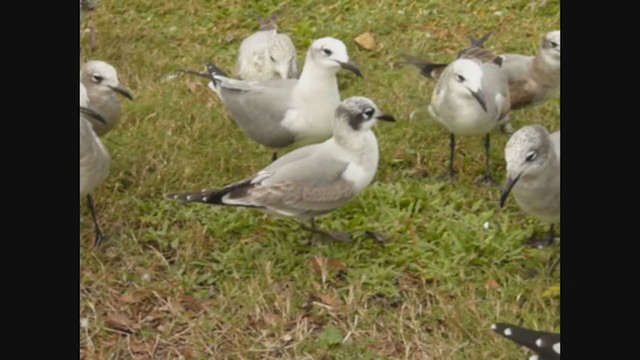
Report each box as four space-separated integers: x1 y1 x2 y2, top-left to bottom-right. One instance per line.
455 74 465 82
525 151 538 162
91 74 103 83
363 108 375 119
551 41 558 47
322 48 333 56
270 56 276 62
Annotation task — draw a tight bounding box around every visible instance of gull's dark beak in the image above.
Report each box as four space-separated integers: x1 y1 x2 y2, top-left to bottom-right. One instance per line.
470 89 487 112
499 174 522 208
80 106 106 124
376 114 396 122
107 85 134 100
337 61 363 77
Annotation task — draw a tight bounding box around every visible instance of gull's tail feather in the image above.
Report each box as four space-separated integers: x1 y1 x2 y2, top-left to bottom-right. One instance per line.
166 179 259 208
401 54 448 81
491 323 560 360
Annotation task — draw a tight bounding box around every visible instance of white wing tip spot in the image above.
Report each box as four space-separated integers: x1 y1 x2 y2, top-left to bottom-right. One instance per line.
490 324 497 330
202 197 208 202
187 195 195 201
504 328 512 336
553 342 560 354
536 338 543 347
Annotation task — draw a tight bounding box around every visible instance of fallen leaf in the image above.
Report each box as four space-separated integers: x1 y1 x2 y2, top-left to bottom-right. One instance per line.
106 313 138 333
542 284 560 298
485 279 501 289
129 340 152 354
354 31 376 50
120 290 151 305
263 314 280 326
309 257 347 274
185 80 199 93
317 294 341 306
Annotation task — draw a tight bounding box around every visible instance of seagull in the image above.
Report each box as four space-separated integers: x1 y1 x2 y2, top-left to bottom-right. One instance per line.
80 82 110 246
500 125 560 247
235 12 298 81
166 96 394 243
80 60 134 136
426 58 510 183
491 323 560 360
183 37 362 161
404 30 560 134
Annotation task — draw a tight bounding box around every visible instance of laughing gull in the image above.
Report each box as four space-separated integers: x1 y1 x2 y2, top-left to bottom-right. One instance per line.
80 83 110 246
500 125 560 250
235 14 298 81
80 60 134 136
426 58 510 183
194 37 362 160
491 323 560 360
167 97 394 243
500 31 560 110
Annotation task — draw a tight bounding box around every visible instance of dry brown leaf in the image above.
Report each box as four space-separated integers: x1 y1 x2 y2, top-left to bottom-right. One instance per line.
263 313 280 326
185 80 199 93
317 294 341 306
120 290 151 305
105 313 138 333
309 257 347 274
354 31 376 50
485 279 501 289
129 340 152 354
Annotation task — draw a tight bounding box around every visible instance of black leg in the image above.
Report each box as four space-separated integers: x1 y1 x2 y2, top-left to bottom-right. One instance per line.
90 22 97 52
549 255 560 275
525 224 557 248
477 133 498 185
300 219 352 243
86 194 104 247
271 152 278 163
448 133 456 177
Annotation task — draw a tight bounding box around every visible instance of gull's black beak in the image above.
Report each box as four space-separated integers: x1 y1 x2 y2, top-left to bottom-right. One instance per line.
80 106 106 124
337 61 363 78
376 114 396 122
107 85 134 100
499 174 521 208
470 89 487 113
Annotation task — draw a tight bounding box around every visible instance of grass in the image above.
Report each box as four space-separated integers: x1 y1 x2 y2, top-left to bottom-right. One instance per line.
79 0 560 358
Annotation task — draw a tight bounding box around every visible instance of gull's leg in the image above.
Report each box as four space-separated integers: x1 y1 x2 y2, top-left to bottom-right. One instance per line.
526 224 557 248
439 133 457 179
272 152 278 163
87 194 104 247
477 133 499 186
300 218 352 244
90 20 97 52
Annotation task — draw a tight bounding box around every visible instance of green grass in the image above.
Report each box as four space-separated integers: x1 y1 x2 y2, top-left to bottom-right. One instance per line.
80 0 560 358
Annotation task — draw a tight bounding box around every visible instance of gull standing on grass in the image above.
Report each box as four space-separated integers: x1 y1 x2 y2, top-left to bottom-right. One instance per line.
491 323 560 360
500 125 560 273
183 37 362 161
166 97 394 243
235 13 298 81
80 60 134 136
80 83 110 246
425 57 510 184
404 30 560 134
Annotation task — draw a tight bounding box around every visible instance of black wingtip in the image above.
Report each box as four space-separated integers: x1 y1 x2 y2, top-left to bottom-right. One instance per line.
400 54 448 80
206 63 231 87
491 323 560 359
469 31 493 48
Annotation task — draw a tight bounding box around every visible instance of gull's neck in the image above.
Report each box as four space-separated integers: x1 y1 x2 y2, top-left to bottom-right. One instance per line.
294 55 339 99
531 50 560 87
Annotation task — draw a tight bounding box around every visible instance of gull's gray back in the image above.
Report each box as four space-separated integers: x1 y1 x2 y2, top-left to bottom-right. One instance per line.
218 79 298 148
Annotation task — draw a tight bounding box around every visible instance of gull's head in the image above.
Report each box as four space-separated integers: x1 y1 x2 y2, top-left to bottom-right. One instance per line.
541 30 560 57
307 37 362 77
500 125 555 207
446 59 487 112
334 96 395 132
81 60 134 100
268 34 298 79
